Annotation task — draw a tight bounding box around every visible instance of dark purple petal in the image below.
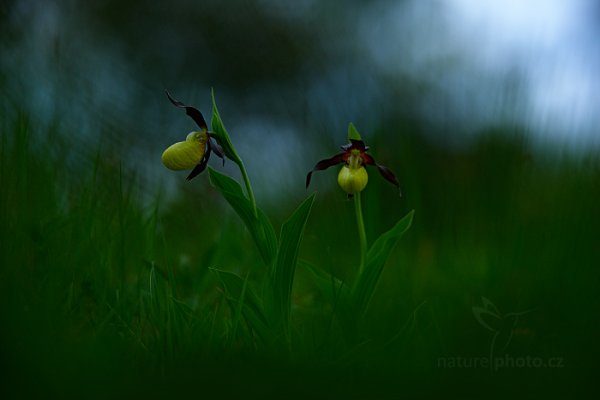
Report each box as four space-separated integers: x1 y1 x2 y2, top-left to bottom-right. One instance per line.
208 137 225 166
349 139 367 151
376 164 401 195
306 153 345 188
359 151 401 194
186 147 212 181
165 90 208 131
362 153 376 166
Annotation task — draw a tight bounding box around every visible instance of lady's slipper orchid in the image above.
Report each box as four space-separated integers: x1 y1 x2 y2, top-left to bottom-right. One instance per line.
306 138 400 195
162 91 225 181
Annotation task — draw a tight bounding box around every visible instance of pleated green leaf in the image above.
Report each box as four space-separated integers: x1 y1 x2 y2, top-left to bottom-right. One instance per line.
208 168 277 266
299 258 347 308
210 89 243 167
352 209 414 316
271 194 315 328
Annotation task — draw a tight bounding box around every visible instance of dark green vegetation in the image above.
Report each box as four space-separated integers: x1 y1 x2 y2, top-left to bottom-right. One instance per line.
1 110 599 397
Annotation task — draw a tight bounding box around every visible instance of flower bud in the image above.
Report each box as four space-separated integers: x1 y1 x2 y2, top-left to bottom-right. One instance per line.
161 131 208 170
337 165 368 194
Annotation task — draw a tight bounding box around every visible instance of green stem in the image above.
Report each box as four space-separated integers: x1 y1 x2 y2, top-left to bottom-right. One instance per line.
238 160 257 217
354 192 367 275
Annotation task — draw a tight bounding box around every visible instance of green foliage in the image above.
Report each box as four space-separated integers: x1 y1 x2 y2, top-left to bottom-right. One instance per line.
209 164 316 337
299 258 347 309
270 193 315 329
210 89 242 167
210 90 258 216
207 95 318 342
3 112 599 396
210 268 271 341
300 210 414 333
347 122 362 141
208 167 277 266
352 209 414 316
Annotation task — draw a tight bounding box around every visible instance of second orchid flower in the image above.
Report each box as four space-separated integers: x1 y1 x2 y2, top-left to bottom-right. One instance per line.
306 123 401 196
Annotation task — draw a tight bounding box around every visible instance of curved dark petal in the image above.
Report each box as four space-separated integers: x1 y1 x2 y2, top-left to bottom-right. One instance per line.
306 153 345 188
362 152 401 194
362 153 376 166
186 147 212 181
165 90 208 131
208 136 225 166
376 164 401 195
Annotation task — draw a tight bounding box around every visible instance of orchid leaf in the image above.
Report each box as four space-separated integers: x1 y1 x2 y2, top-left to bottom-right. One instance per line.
352 210 414 316
208 168 277 266
211 89 242 167
299 258 348 308
270 194 315 328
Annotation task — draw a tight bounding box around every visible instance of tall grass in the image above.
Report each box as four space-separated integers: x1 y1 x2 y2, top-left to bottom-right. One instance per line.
1 113 599 396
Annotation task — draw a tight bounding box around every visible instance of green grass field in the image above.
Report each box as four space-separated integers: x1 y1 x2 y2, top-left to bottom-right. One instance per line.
1 110 599 397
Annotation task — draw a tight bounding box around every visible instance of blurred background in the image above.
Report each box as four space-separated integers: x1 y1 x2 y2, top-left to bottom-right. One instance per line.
2 0 599 201
1 0 599 396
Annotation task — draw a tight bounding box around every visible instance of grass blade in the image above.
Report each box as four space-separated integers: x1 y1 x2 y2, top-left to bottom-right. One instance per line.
210 268 271 341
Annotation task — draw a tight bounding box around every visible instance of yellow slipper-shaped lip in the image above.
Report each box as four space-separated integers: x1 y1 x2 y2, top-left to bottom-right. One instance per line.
161 131 207 171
